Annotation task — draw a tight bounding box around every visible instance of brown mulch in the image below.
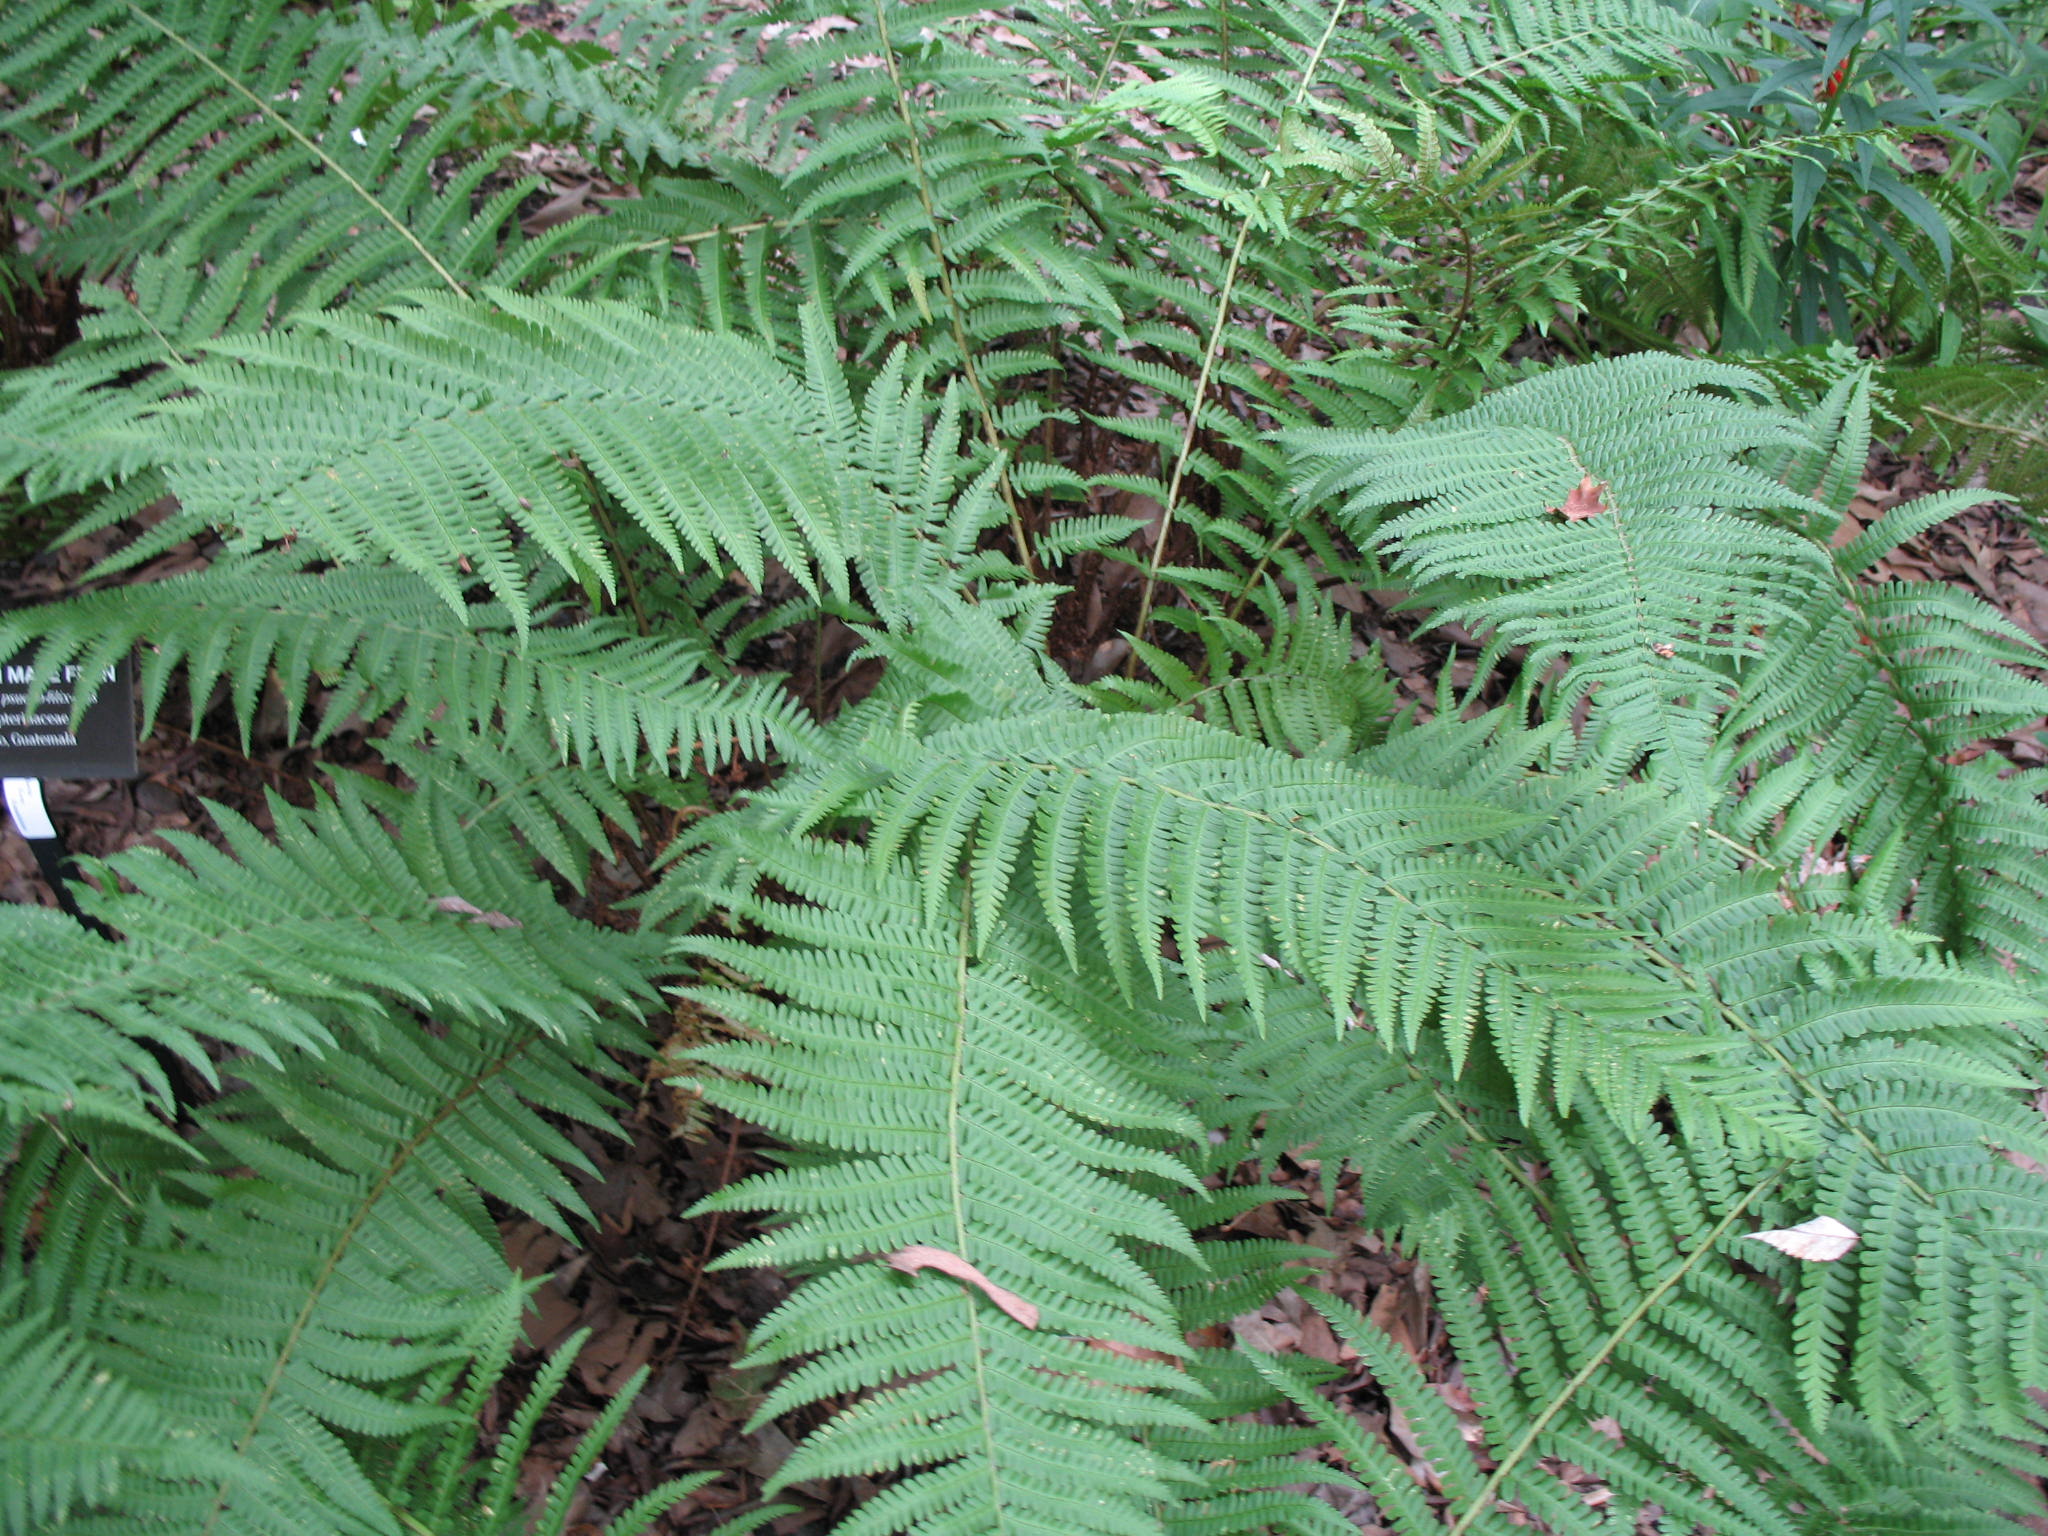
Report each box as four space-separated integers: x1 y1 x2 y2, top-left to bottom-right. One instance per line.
488 1103 837 1535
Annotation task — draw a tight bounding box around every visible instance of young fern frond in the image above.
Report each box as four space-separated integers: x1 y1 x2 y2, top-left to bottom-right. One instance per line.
367 1298 715 1536
1092 588 1398 759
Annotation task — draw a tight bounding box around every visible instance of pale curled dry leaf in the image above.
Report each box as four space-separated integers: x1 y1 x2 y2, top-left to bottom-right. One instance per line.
431 894 522 929
886 1244 1040 1328
1746 1216 1859 1261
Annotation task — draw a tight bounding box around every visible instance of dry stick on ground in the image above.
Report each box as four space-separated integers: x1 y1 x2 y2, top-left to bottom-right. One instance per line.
675 1116 747 1338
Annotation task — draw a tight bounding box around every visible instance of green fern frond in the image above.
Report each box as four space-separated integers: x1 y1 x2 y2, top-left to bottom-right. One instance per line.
23 1013 623 1536
673 828 1361 1536
1092 588 1398 758
1 781 662 1131
1374 0 1717 126
779 703 1699 1119
371 1298 715 1536
1378 734 2048 1439
1891 359 2048 528
0 292 872 622
0 1286 218 1536
334 4 701 172
1290 353 1835 792
1257 1095 2048 1534
0 558 816 773
0 0 641 345
1718 373 2048 974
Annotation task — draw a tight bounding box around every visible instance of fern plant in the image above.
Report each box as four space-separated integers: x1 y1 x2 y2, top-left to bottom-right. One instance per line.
3 1 2047 1533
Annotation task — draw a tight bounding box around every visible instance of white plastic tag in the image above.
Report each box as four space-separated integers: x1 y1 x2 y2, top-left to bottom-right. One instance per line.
3 777 56 841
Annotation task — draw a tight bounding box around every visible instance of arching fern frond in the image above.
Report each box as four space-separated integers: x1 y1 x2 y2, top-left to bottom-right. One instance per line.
1263 723 2048 1444
333 3 702 172
672 828 1356 1536
1717 370 2048 976
1372 0 1717 126
1162 919 2048 1516
0 558 816 774
1257 1096 2048 1535
2 292 871 624
0 1287 213 1536
0 780 663 1132
0 0 617 340
1289 353 1835 795
779 706 1694 1119
3 999 630 1536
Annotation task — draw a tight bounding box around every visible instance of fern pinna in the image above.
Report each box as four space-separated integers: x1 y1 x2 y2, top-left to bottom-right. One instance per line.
3 0 2047 1533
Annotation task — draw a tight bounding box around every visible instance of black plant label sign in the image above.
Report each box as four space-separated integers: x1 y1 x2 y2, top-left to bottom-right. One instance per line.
0 648 138 780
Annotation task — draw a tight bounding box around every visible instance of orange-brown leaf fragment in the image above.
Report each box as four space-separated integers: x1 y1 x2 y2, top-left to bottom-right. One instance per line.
887 1244 1040 1328
1555 475 1609 521
1083 1337 1179 1366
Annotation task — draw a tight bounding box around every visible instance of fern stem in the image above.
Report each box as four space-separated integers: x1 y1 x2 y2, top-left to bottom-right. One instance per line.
1127 4 1345 668
1915 401 2048 453
40 1115 143 1212
629 215 845 252
872 0 1038 579
585 480 652 636
117 1 468 298
674 1116 743 1338
1220 528 1296 627
947 876 1012 1531
1444 1164 1786 1536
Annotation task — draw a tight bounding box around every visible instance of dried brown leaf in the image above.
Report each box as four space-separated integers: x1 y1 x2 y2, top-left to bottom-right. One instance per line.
1554 475 1610 521
1082 1337 1179 1365
886 1244 1040 1328
431 894 522 929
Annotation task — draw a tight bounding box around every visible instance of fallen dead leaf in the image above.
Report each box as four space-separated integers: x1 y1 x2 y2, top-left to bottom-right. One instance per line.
1747 1216 1859 1261
1082 1337 1180 1365
886 1244 1040 1328
1554 475 1609 521
432 894 522 929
